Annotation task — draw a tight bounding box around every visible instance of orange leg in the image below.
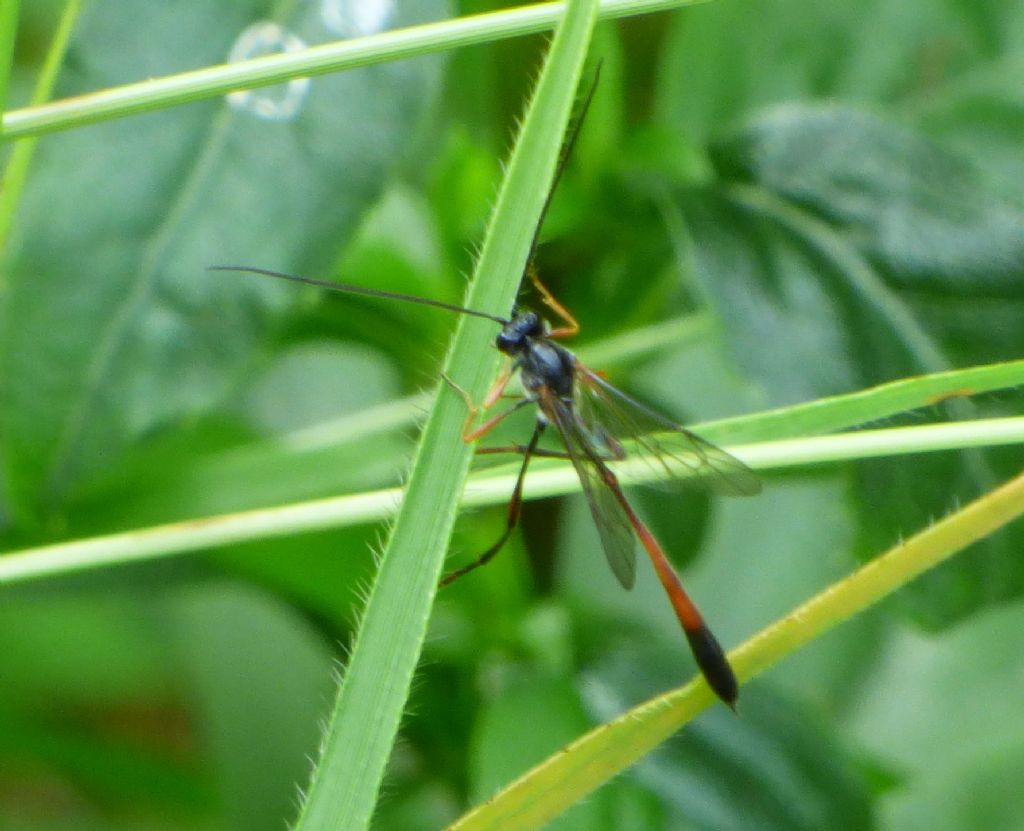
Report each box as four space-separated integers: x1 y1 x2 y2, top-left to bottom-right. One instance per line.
528 265 579 339
441 365 526 442
483 358 514 408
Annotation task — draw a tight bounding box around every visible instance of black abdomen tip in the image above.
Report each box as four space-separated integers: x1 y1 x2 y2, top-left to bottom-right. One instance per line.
685 625 739 708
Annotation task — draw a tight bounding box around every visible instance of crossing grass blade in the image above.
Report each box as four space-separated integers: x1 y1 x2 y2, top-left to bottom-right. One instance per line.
3 358 1024 588
446 466 1024 830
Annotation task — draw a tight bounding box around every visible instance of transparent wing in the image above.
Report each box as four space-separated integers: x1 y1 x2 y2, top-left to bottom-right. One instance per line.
574 364 761 497
538 387 637 590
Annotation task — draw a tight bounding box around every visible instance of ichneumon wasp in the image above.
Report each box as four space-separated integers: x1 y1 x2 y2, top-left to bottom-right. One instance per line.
212 71 761 707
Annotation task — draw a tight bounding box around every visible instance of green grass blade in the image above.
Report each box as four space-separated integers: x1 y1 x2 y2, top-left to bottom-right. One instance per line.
0 0 17 117
0 0 82 253
447 467 1024 830
290 2 601 828
697 356 1024 445
3 359 1024 588
0 0 705 140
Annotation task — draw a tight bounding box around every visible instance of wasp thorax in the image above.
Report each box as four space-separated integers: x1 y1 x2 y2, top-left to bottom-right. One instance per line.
495 310 544 355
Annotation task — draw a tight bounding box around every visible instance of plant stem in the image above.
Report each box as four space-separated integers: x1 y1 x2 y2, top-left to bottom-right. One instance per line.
0 0 18 117
735 469 1024 680
0 0 82 253
448 465 1024 830
3 416 1023 588
1 0 705 140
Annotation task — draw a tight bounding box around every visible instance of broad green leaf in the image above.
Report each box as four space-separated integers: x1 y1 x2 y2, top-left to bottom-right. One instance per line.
61 340 407 534
845 598 1024 778
673 105 1024 626
676 191 851 401
882 747 1024 831
212 524 380 628
674 185 943 404
0 710 213 816
168 583 337 831
713 106 1024 297
0 0 444 524
0 589 170 704
844 599 1024 831
0 588 212 814
916 68 1024 205
656 0 1006 141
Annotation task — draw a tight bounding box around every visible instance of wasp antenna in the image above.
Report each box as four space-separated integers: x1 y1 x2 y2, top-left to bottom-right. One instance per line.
209 265 509 325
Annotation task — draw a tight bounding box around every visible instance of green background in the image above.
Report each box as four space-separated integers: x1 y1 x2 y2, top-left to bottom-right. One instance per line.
3 1 1024 828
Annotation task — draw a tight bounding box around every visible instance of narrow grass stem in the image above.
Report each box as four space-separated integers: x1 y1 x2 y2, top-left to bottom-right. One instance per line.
2 0 706 140
0 0 18 116
0 0 82 253
3 416 1022 587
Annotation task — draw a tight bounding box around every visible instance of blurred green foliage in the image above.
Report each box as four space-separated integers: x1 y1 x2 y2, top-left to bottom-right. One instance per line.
2 1 1024 829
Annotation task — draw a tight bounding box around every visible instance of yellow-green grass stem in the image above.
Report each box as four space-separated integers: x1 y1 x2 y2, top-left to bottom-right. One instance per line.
447 465 1024 829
